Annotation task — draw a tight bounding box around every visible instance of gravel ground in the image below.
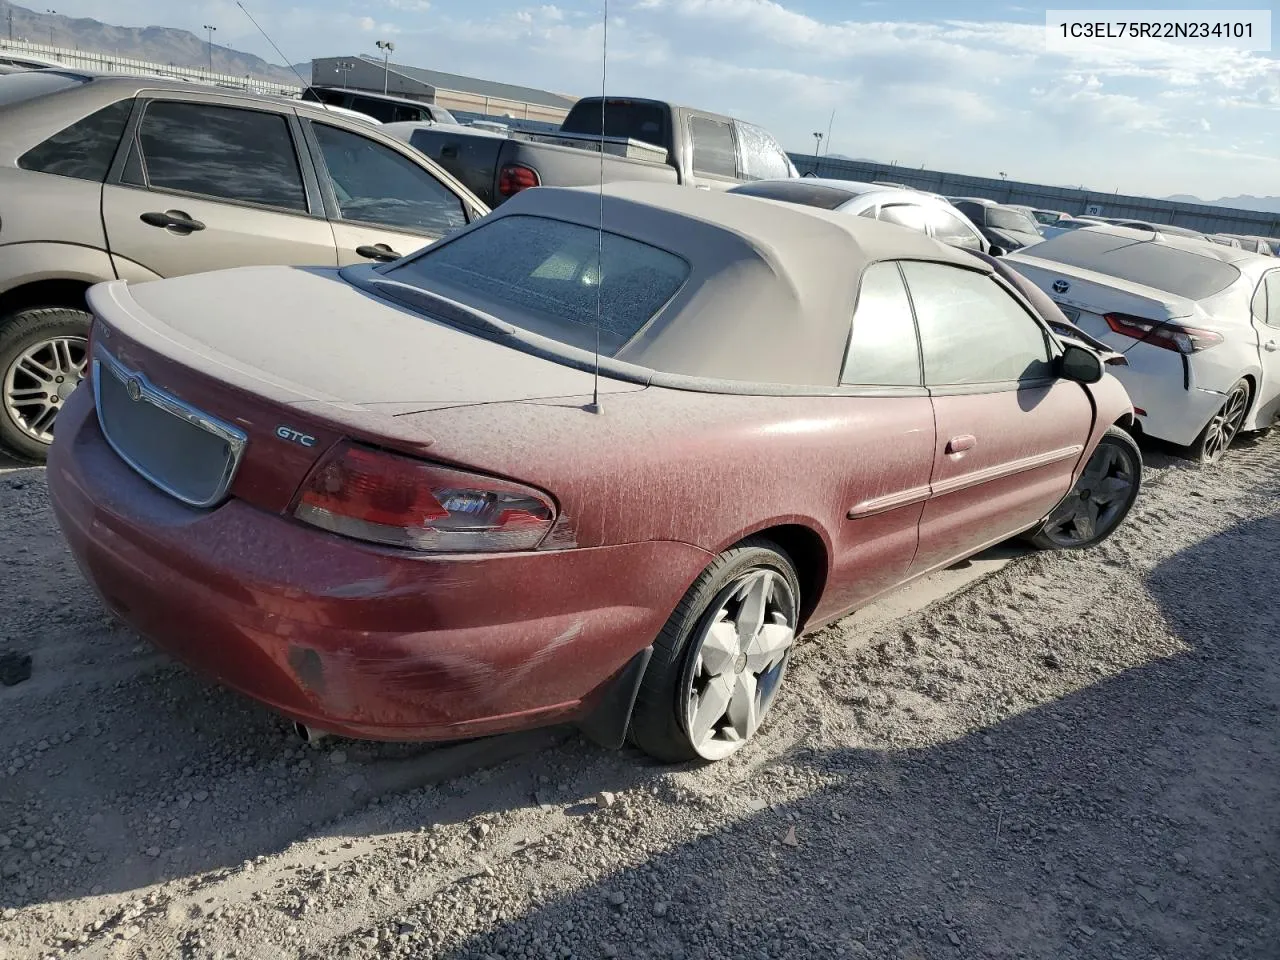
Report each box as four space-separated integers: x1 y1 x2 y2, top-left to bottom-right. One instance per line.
0 436 1276 960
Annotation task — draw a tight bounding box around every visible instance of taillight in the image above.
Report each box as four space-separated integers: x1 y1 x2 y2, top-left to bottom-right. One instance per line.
1103 313 1223 354
292 443 556 553
498 164 540 198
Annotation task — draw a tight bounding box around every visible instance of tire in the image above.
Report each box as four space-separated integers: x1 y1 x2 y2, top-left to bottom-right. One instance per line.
1189 378 1251 465
0 307 92 463
629 538 801 764
1026 426 1142 551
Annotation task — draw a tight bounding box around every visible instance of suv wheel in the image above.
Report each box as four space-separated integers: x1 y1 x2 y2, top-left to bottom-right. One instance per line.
0 308 92 462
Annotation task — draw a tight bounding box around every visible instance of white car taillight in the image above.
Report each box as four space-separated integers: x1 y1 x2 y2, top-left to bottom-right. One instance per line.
1104 313 1223 354
292 443 556 553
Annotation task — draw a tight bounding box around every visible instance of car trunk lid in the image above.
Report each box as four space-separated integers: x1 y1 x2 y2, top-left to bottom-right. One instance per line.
84 266 642 513
1004 254 1195 352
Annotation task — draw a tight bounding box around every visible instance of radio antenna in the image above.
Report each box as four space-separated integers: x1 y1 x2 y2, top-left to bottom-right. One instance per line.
236 2 314 97
586 0 608 415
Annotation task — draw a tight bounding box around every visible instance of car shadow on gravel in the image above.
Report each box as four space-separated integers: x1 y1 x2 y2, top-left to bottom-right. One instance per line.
425 514 1280 960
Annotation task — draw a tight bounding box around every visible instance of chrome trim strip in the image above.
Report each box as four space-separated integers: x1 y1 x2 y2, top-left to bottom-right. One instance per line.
92 347 248 509
847 444 1084 519
929 444 1084 498
847 484 933 519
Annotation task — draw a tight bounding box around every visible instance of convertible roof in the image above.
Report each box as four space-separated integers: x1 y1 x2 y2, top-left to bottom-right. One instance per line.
488 182 988 386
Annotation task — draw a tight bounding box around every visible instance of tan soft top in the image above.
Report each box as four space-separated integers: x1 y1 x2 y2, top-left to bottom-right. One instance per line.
420 182 989 386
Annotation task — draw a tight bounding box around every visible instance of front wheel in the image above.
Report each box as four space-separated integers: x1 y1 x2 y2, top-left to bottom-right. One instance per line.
1190 378 1251 465
0 307 92 462
629 539 801 763
1026 426 1142 550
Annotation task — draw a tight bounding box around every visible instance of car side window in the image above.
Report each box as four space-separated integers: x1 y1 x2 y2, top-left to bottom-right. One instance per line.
689 116 737 178
901 261 1054 387
877 204 929 234
926 207 985 250
1264 272 1280 328
18 99 134 182
311 122 468 236
841 262 921 387
121 100 308 212
735 121 792 180
953 201 985 224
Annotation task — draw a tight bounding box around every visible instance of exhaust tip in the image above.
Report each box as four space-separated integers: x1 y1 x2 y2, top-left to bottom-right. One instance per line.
293 721 329 744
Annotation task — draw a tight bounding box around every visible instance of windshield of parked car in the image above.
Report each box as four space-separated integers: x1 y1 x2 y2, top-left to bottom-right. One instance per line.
729 180 859 210
1024 229 1241 300
560 98 669 149
987 207 1040 233
384 214 690 354
0 69 87 106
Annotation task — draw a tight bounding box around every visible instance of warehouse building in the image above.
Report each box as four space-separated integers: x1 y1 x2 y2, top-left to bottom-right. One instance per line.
310 55 577 125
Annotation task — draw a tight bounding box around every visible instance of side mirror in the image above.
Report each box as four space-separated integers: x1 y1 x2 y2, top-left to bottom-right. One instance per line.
988 244 1008 257
1058 342 1104 384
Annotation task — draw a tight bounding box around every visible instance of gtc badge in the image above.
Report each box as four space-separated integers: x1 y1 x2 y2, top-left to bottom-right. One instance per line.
1052 279 1070 294
276 425 317 447
125 377 144 402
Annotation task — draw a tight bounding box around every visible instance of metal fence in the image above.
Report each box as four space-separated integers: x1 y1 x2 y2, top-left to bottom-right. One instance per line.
787 153 1280 240
0 39 301 97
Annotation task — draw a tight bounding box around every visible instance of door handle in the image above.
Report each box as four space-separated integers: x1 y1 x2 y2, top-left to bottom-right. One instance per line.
946 434 976 455
356 243 402 263
1265 341 1278 352
140 210 206 233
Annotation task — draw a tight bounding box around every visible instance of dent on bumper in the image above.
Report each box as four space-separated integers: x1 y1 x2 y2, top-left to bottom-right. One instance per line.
46 387 713 741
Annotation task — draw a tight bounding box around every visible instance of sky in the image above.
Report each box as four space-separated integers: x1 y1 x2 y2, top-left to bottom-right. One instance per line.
37 0 1280 199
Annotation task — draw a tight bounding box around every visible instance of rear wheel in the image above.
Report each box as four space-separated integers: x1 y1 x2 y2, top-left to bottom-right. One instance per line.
1027 427 1142 550
0 308 92 463
629 539 800 763
1190 378 1251 465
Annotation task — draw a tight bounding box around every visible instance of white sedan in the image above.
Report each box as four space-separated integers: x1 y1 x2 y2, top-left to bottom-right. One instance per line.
1007 225 1280 463
729 178 989 255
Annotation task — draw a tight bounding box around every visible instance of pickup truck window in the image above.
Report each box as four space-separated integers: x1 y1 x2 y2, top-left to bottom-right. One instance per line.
387 214 689 352
560 98 669 150
736 122 793 180
689 116 737 179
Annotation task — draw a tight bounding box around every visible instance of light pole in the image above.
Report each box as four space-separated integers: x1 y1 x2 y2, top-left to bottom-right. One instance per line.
46 9 55 46
335 59 355 89
375 40 395 95
812 132 823 174
203 24 216 73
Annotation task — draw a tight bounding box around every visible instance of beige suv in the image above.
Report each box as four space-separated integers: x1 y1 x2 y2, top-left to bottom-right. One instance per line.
0 70 489 461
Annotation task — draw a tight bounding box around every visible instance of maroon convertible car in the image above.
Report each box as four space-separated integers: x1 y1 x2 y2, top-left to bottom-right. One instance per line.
47 182 1141 763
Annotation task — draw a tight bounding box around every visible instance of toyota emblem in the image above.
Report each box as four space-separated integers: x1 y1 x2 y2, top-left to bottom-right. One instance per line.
1052 279 1070 294
125 377 144 402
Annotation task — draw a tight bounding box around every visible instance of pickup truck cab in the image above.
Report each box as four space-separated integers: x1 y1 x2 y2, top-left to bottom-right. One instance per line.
394 96 798 207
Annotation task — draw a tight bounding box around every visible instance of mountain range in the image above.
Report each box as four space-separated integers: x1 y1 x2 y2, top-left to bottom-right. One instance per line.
1165 194 1280 215
0 0 300 84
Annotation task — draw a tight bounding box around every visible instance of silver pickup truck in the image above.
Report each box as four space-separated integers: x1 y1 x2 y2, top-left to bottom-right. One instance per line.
386 96 798 208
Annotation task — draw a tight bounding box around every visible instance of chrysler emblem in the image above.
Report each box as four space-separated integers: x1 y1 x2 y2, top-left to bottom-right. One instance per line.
1052 279 1070 294
125 377 144 402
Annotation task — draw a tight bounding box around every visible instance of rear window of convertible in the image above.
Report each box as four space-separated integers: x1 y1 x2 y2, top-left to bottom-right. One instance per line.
384 214 690 353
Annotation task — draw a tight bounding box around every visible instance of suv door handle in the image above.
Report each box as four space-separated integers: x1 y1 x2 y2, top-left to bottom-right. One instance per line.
140 210 206 233
1265 341 1278 352
356 243 402 262
946 434 976 454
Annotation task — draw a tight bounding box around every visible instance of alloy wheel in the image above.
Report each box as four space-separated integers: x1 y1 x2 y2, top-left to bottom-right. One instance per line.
1039 440 1139 548
682 568 798 760
1 336 88 445
1200 382 1250 464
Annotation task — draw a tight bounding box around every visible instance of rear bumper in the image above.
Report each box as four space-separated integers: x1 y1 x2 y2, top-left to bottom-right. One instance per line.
1106 345 1224 448
47 386 712 741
